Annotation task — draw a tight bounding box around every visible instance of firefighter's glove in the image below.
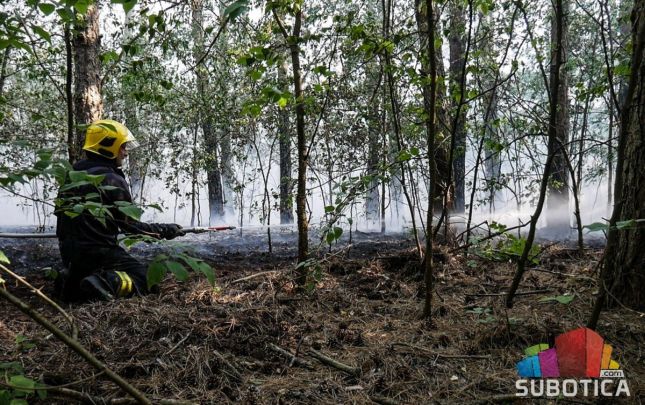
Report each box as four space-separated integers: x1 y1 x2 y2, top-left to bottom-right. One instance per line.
160 224 185 240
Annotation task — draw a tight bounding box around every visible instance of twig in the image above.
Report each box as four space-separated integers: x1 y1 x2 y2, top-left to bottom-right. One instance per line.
0 263 78 340
531 267 595 281
211 350 243 382
231 271 279 284
370 395 400 405
308 349 360 376
466 289 553 297
392 343 492 360
267 343 315 370
0 372 104 391
0 286 152 404
48 387 196 404
163 331 192 356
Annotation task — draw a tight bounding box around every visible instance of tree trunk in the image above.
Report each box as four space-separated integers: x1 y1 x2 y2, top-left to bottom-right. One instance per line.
0 47 10 97
273 7 308 282
546 0 570 231
415 0 437 320
278 61 294 224
123 6 145 202
192 0 224 224
72 3 103 163
506 0 566 308
596 0 645 311
448 0 466 214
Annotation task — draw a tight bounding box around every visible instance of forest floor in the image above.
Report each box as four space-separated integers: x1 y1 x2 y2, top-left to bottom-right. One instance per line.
0 229 643 404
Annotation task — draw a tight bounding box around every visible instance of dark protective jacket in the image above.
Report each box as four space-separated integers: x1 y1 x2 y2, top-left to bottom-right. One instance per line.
55 155 168 247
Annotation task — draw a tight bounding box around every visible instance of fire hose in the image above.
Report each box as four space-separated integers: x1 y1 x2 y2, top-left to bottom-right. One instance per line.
0 226 236 239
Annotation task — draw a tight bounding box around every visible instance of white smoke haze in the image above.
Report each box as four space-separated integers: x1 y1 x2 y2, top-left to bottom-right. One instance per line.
0 158 613 247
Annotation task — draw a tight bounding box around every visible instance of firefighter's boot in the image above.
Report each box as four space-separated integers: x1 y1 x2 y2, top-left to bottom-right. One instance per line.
80 271 135 301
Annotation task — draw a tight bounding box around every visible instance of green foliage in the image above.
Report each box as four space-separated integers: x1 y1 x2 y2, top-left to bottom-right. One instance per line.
296 258 324 293
465 307 496 324
539 294 574 305
146 250 215 290
472 227 541 265
0 355 47 403
583 219 645 233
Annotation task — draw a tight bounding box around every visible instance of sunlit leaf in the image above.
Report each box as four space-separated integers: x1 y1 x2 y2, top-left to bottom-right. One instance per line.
0 250 10 264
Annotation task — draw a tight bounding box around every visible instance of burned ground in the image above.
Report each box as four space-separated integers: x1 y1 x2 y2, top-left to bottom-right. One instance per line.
0 231 643 404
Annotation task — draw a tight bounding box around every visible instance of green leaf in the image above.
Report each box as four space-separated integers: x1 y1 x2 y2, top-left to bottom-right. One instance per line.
324 205 335 213
118 205 143 221
165 261 188 281
147 261 167 289
38 3 56 15
0 250 9 264
74 0 90 14
224 0 249 21
122 0 137 14
31 25 51 44
198 262 216 286
333 227 343 239
539 295 574 305
583 222 608 232
9 375 35 394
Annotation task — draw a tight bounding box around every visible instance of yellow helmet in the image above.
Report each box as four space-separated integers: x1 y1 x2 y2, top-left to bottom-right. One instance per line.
82 119 138 159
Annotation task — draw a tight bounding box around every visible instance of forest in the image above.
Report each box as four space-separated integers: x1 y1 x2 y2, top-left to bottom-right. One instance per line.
0 0 644 403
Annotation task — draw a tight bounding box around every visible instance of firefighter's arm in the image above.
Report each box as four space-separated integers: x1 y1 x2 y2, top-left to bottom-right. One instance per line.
104 174 185 239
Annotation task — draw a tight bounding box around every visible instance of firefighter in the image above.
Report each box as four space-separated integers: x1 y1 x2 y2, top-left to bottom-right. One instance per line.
55 119 184 302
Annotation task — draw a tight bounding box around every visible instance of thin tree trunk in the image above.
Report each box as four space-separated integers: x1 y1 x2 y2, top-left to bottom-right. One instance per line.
192 0 224 224
72 3 103 163
448 0 467 214
0 47 10 97
507 0 566 308
415 0 437 320
546 0 570 231
278 62 294 224
63 26 74 163
273 7 308 284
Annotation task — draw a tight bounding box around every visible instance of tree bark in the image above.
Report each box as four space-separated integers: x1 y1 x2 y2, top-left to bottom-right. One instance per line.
278 61 294 224
506 0 566 308
415 0 437 320
192 0 224 224
546 0 570 230
448 0 466 213
596 0 645 310
72 3 103 163
273 6 308 282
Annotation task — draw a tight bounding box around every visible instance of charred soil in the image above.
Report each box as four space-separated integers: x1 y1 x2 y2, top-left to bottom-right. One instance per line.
0 231 643 404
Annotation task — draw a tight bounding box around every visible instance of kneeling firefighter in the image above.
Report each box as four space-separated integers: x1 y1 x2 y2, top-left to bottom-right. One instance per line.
55 119 184 302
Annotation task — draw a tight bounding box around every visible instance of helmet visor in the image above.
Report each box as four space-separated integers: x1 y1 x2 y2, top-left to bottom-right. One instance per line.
123 130 140 150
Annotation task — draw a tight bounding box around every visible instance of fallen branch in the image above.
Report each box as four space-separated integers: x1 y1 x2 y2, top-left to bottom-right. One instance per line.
49 387 197 404
232 271 279 284
0 285 152 404
267 343 315 370
370 394 400 405
0 263 78 339
392 343 491 360
466 289 552 297
163 331 192 356
308 349 360 376
531 267 595 281
212 350 243 382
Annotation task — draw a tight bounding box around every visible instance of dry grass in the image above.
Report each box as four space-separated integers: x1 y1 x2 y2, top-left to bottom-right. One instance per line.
0 240 643 404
